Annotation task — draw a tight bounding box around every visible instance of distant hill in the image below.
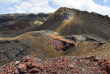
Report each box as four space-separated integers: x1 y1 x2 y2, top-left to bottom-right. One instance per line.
37 7 110 40
0 13 50 36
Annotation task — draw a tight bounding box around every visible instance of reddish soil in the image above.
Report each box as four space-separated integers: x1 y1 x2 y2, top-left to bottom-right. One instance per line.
47 34 77 51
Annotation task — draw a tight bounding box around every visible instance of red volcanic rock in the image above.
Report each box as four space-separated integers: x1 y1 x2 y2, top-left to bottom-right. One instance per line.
0 56 109 74
59 65 65 69
7 70 13 73
36 63 43 67
107 60 110 64
62 57 68 62
53 63 60 68
21 57 34 62
21 57 29 62
47 34 76 51
91 50 96 53
85 56 99 62
68 64 74 69
14 69 19 74
105 61 110 73
46 58 50 60
27 63 36 68
92 67 97 69
51 70 58 73
27 59 34 62
17 64 27 72
108 64 110 71
72 70 79 73
98 59 107 65
28 68 41 73
28 63 43 68
98 59 110 73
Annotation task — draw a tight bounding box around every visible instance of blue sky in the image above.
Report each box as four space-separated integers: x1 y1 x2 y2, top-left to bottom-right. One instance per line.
94 0 110 6
0 0 110 16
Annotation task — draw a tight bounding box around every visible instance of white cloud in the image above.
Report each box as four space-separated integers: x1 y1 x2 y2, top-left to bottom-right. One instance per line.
0 0 21 4
8 0 110 17
103 0 108 3
9 0 56 13
51 0 110 16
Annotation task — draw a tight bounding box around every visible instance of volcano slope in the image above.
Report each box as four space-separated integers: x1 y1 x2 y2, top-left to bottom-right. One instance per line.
37 7 110 40
0 30 62 66
0 30 110 66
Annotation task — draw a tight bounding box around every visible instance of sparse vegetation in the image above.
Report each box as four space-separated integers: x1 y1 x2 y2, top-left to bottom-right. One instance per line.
0 7 110 74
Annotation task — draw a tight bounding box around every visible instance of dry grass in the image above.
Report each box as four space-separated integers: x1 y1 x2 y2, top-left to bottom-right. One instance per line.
87 43 110 58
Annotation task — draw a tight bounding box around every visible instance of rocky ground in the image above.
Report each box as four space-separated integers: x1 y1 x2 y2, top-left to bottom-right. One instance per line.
0 56 110 74
0 7 110 74
0 30 109 66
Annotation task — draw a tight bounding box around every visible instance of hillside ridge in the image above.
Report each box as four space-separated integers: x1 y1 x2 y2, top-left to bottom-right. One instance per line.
36 7 110 40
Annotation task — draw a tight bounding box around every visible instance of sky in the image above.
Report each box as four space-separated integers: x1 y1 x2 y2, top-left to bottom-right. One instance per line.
0 0 110 16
